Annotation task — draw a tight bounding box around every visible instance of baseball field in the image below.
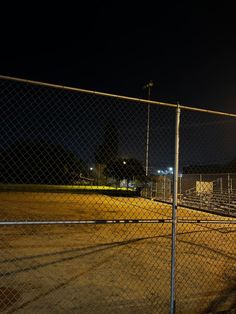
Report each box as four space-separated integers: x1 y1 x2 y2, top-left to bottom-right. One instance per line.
0 191 235 313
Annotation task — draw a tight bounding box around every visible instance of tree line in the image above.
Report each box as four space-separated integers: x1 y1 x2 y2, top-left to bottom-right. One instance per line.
0 121 145 185
0 141 87 184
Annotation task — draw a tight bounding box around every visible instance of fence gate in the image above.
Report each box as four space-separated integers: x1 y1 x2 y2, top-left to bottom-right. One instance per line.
0 76 236 313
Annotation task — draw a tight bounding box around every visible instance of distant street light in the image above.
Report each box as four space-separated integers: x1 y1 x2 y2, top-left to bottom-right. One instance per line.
143 80 154 176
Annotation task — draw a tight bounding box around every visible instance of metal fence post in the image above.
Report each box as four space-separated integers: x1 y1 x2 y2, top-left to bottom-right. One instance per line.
220 177 223 194
179 175 182 202
227 173 231 212
150 180 153 199
164 175 166 201
144 81 154 176
200 174 202 208
156 180 158 199
170 104 181 314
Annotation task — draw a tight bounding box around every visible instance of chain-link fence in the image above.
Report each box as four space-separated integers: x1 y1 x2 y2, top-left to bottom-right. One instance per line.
0 75 235 313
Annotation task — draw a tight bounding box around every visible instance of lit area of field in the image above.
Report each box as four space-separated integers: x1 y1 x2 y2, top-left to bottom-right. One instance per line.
0 184 134 192
0 191 234 221
0 192 235 313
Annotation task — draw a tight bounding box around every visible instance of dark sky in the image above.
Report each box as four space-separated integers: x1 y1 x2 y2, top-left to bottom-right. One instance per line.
1 2 236 113
1 2 236 174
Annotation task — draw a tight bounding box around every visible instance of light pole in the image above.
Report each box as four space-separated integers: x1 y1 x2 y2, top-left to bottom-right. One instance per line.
143 81 154 176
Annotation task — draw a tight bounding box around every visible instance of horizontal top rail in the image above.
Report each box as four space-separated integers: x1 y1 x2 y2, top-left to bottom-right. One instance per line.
1 75 236 117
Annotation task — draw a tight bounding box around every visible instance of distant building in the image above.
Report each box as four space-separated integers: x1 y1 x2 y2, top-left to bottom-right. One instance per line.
183 164 225 174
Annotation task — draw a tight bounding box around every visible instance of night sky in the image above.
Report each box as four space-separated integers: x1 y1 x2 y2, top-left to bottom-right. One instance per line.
1 3 236 172
1 3 236 113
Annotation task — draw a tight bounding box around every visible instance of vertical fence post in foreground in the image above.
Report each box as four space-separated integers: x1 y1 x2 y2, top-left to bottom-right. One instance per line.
170 104 181 314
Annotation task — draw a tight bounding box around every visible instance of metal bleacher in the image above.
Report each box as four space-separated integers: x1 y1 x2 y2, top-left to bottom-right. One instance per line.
180 189 236 217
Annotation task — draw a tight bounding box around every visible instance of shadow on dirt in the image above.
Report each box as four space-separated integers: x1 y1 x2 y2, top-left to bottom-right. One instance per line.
204 280 236 313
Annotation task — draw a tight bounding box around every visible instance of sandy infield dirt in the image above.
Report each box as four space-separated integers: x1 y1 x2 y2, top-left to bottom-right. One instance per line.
0 192 235 313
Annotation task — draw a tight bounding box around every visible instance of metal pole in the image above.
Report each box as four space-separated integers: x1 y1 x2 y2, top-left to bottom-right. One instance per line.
143 81 154 176
163 175 166 201
156 180 158 199
200 174 202 208
228 173 231 211
150 180 153 199
179 175 182 203
170 104 181 314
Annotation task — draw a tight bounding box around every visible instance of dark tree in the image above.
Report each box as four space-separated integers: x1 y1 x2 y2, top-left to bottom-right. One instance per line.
94 120 119 166
105 158 145 183
227 158 236 172
0 141 87 184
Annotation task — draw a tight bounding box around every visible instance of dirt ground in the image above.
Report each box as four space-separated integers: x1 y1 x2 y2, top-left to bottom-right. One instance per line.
0 192 235 313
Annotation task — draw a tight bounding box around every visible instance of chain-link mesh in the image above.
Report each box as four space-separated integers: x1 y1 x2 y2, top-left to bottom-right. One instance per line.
0 76 235 313
176 109 236 313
